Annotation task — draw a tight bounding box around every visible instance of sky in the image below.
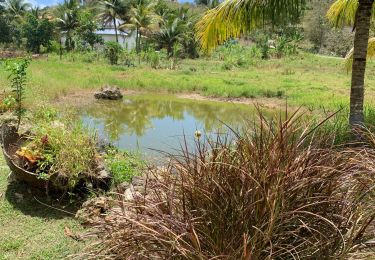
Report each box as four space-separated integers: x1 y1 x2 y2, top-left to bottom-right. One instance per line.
29 0 193 8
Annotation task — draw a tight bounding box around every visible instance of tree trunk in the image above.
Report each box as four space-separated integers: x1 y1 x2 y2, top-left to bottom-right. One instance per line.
138 30 142 53
349 0 374 127
136 27 140 53
113 18 118 43
59 37 62 60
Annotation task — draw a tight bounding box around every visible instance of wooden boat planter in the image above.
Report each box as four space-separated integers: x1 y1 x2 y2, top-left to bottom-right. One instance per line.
1 125 112 191
1 127 52 189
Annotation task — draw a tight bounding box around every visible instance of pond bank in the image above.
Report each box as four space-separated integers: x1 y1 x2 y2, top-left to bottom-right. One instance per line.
53 89 287 110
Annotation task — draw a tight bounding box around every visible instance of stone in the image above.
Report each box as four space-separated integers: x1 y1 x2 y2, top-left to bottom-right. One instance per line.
75 196 110 223
94 86 123 100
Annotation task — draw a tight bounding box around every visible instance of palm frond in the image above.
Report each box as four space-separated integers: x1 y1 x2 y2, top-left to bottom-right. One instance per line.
196 0 305 52
345 37 375 71
327 0 375 27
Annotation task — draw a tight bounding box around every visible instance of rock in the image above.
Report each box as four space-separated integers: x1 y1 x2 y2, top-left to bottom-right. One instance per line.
117 181 131 193
76 196 111 224
94 86 123 100
124 185 134 201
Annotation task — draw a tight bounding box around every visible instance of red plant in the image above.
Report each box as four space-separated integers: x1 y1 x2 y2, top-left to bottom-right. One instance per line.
81 111 375 259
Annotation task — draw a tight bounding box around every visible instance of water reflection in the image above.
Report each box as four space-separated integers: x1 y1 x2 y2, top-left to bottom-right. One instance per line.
79 95 258 155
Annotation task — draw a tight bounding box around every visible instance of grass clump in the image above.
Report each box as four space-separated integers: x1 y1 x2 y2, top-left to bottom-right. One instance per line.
84 110 375 259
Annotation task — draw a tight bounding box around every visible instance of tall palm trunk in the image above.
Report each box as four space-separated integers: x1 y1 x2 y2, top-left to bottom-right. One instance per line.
136 27 140 53
349 0 374 127
113 17 119 43
138 30 142 53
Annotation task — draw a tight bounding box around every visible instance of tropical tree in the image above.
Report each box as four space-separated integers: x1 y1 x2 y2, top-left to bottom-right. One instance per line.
195 0 220 8
22 13 54 53
97 0 128 43
76 11 104 49
54 0 80 51
2 0 30 19
121 0 158 52
327 0 375 126
197 0 374 128
154 7 198 57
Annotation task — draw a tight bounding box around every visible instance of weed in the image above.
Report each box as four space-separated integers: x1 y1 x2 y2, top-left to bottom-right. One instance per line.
104 147 144 186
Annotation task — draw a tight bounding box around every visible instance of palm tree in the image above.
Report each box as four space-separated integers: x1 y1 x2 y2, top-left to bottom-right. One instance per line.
197 0 374 128
3 0 30 18
327 0 375 126
154 8 195 57
121 0 157 52
54 0 80 51
98 0 127 43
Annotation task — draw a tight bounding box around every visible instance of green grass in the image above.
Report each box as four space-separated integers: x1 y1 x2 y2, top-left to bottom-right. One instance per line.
0 155 85 259
0 52 374 110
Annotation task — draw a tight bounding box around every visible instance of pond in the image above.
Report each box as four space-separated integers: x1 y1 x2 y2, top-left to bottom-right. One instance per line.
79 94 269 158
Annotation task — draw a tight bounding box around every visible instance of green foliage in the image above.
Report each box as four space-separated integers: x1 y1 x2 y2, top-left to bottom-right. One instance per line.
55 0 80 51
0 94 16 112
104 41 123 65
105 147 144 185
147 50 161 68
22 13 54 53
5 58 30 130
2 95 16 108
154 7 199 58
0 16 11 44
76 12 103 50
24 116 99 190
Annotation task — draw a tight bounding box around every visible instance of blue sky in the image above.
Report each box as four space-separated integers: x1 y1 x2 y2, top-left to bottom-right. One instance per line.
29 0 193 8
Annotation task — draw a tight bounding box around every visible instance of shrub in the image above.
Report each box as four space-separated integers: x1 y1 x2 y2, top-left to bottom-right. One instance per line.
104 41 122 65
104 147 144 186
85 111 375 259
5 58 30 130
147 51 161 69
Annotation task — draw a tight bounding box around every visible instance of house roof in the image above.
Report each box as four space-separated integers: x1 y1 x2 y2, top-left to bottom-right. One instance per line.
95 29 129 36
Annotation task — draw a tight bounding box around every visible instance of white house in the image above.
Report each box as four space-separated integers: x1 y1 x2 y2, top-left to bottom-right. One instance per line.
62 19 137 50
95 19 137 50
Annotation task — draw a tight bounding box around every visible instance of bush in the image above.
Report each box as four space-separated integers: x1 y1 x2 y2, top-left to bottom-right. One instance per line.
104 41 123 65
104 147 144 186
147 50 161 69
85 111 375 259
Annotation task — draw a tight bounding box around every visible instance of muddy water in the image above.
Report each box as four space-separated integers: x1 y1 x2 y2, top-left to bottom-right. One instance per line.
79 94 272 157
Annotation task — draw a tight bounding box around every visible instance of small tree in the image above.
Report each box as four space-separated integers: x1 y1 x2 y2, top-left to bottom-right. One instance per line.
22 14 54 53
104 41 122 65
76 12 104 50
6 58 30 130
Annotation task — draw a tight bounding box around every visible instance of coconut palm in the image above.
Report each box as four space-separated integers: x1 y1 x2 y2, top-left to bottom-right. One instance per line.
121 0 158 52
327 0 375 126
154 7 196 57
2 0 30 18
197 0 374 128
97 0 128 43
54 0 80 51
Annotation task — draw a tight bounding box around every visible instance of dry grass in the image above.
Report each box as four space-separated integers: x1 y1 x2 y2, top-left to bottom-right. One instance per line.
81 110 375 259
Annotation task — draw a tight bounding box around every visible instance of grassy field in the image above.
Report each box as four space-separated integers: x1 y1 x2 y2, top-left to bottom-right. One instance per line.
0 52 374 110
0 155 85 259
